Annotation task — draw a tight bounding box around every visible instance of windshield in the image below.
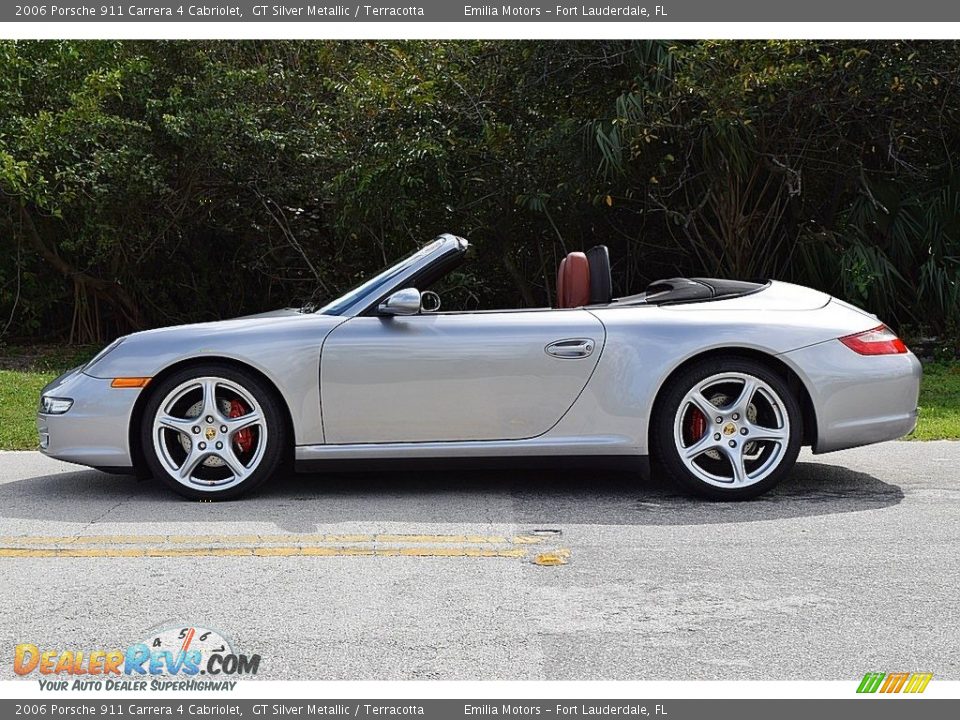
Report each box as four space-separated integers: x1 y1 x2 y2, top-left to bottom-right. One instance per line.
315 239 445 315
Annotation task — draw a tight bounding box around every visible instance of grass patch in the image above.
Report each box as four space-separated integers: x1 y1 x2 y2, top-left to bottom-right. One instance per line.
908 362 960 440
0 346 958 450
0 344 97 451
0 368 57 450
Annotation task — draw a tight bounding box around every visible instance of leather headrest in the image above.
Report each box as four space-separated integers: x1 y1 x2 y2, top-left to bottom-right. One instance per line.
557 252 591 308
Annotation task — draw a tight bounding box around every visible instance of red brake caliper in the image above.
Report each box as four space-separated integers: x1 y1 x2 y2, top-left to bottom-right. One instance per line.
688 407 707 442
228 399 254 454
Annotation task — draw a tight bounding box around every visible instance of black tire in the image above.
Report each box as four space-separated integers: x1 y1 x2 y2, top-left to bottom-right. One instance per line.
140 363 287 500
651 356 802 501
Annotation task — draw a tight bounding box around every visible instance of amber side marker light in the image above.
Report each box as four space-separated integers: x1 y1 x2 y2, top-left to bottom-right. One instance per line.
839 325 908 355
110 377 151 388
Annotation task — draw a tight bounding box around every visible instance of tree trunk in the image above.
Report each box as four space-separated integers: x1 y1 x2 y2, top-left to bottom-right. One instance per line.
13 199 142 343
502 250 538 308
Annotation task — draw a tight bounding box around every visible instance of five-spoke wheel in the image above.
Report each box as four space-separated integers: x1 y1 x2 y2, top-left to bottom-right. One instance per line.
141 364 285 500
653 357 802 500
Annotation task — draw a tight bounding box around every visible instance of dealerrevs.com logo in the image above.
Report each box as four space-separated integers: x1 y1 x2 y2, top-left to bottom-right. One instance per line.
13 625 260 691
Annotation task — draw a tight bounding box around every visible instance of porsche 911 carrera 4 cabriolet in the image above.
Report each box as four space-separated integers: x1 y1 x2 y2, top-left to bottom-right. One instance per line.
38 233 921 500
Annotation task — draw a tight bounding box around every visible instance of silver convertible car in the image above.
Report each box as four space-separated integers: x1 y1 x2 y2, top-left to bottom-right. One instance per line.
38 233 921 501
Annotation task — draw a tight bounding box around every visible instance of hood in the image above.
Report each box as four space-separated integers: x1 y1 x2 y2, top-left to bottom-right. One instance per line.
83 309 342 380
125 307 310 341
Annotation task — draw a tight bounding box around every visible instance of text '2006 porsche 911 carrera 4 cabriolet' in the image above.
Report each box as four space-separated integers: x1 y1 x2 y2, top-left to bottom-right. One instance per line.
38 233 921 501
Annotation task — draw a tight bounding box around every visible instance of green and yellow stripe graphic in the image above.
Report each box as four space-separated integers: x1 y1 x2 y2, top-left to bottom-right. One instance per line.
857 672 933 694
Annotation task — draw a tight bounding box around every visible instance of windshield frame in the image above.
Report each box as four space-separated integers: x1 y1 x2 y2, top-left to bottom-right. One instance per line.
315 234 468 317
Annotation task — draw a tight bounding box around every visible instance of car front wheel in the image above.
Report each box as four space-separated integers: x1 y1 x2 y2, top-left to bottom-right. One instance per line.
140 364 285 500
653 357 802 500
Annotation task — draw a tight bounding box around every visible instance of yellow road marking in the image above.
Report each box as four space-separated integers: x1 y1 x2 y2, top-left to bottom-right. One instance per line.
0 533 535 547
0 532 561 562
532 549 571 566
375 534 510 544
0 545 533 559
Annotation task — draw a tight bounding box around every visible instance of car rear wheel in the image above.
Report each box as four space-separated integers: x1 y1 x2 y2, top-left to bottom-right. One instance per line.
140 364 286 500
652 357 802 500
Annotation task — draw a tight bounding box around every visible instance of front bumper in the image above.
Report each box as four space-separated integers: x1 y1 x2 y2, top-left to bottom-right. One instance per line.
37 367 141 469
782 339 922 454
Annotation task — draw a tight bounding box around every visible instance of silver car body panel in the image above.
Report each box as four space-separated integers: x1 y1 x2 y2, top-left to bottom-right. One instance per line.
320 309 605 443
780 340 921 453
527 289 916 456
37 368 133 468
79 310 345 450
295 435 632 462
38 234 921 471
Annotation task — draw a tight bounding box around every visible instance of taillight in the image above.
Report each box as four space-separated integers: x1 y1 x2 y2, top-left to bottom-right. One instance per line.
839 325 908 355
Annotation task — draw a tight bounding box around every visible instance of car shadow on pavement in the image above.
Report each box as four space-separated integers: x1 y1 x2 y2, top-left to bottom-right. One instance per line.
0 460 902 530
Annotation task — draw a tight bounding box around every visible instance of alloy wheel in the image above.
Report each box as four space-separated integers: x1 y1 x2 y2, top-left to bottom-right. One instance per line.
672 372 790 489
151 376 268 492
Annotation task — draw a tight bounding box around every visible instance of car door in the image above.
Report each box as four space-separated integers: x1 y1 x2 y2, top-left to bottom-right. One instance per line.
320 309 605 444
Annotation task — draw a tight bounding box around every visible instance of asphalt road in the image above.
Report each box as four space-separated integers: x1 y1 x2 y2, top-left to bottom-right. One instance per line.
0 443 957 681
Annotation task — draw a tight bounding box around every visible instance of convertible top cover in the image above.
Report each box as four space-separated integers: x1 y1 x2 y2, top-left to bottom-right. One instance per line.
614 277 770 307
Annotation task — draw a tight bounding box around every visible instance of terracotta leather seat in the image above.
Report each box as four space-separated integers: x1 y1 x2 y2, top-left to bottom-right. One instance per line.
556 251 591 308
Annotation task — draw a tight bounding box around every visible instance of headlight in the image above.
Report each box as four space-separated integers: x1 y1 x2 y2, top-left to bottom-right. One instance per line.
40 396 74 415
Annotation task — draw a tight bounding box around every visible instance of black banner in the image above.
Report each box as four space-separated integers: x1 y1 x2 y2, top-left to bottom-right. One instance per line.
1 699 958 719
4 1 960 23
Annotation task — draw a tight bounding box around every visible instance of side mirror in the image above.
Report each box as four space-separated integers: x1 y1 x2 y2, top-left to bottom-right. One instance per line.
377 288 421 316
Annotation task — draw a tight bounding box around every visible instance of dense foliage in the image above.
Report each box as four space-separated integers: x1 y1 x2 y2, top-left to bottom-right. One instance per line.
1 40 958 343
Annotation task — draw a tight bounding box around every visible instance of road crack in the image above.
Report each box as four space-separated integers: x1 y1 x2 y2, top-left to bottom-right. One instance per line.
69 486 139 542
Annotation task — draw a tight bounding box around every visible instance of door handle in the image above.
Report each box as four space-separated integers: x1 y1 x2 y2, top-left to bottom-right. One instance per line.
545 338 596 359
